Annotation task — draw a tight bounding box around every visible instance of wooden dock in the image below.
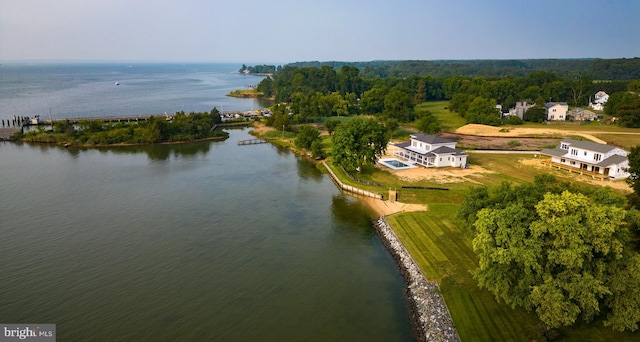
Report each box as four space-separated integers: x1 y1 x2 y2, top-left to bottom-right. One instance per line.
237 138 269 145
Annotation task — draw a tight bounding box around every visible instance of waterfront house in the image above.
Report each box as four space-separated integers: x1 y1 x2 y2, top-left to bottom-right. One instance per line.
393 133 467 168
540 138 629 179
545 102 569 121
567 108 598 121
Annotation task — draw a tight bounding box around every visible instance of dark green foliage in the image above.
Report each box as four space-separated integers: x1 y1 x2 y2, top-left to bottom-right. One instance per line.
323 118 340 135
295 125 320 150
287 58 640 80
415 111 442 134
524 106 547 123
21 109 227 145
606 92 640 128
310 139 325 159
460 175 640 331
332 116 389 171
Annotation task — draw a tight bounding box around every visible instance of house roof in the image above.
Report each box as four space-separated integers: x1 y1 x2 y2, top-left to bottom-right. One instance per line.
540 148 628 167
411 133 453 145
596 154 627 167
540 148 566 158
545 102 568 109
561 138 619 154
395 142 466 157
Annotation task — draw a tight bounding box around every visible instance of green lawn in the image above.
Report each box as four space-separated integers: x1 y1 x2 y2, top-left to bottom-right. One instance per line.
387 205 639 342
415 101 467 131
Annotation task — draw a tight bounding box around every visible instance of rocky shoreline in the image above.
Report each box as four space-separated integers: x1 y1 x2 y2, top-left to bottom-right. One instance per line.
372 216 460 342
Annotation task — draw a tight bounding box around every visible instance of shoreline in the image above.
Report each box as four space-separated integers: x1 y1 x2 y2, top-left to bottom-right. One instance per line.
372 217 460 342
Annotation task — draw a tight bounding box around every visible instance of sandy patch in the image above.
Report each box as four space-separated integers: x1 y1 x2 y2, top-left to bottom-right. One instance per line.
454 124 607 144
360 197 428 216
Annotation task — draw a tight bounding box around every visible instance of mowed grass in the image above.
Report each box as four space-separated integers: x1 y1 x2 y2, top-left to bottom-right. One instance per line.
387 205 639 342
387 206 545 341
415 101 467 131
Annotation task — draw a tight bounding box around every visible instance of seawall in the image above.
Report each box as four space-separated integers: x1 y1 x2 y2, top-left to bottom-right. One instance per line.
322 161 383 199
372 216 460 342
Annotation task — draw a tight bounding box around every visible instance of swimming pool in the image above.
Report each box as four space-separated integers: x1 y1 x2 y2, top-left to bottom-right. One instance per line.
378 158 417 170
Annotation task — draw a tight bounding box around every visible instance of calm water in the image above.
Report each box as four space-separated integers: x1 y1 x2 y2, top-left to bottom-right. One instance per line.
0 129 414 341
0 63 272 122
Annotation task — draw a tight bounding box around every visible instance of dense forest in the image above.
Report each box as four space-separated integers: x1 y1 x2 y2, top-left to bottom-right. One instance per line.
254 60 640 128
285 58 640 80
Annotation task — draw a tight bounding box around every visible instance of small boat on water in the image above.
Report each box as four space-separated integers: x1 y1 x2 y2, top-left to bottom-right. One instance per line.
115 82 120 86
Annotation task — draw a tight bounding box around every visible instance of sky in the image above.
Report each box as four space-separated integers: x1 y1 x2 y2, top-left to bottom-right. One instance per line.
1 0 639 64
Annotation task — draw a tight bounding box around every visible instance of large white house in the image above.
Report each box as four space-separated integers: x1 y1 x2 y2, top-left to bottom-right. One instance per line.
540 138 629 179
545 102 569 121
393 133 467 168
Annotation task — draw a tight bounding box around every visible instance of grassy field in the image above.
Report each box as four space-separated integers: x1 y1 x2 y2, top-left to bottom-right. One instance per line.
415 101 467 131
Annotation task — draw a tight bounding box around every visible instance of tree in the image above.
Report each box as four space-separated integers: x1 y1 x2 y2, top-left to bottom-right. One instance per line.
360 85 387 114
626 145 640 208
295 125 321 150
332 116 389 171
470 189 640 331
465 97 500 126
324 118 340 136
524 106 547 123
383 85 414 122
415 112 442 134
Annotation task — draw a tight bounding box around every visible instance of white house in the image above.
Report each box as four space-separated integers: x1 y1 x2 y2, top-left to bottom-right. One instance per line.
393 133 467 168
590 91 609 111
545 102 569 121
540 138 629 179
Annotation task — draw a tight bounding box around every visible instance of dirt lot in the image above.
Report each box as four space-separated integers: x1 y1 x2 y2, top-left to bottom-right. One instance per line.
440 131 561 151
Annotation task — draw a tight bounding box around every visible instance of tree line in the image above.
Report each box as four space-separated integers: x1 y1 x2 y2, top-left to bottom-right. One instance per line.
286 58 640 80
255 63 640 128
18 109 227 145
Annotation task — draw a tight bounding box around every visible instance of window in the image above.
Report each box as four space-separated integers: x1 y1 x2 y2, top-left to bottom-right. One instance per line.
571 149 578 156
561 143 569 149
594 153 601 161
584 151 587 156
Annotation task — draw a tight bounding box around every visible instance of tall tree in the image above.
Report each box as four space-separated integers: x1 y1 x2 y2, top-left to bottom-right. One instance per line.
332 117 389 171
470 189 640 331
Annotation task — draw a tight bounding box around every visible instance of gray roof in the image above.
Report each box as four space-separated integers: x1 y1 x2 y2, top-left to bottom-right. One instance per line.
411 133 453 145
540 147 628 167
395 141 411 149
545 102 568 108
540 148 566 157
596 154 628 167
561 138 619 154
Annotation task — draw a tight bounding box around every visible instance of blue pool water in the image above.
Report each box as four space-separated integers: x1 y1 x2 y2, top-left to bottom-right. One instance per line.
385 160 409 168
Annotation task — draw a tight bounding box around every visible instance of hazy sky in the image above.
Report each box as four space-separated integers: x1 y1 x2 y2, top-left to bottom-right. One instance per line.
1 0 639 63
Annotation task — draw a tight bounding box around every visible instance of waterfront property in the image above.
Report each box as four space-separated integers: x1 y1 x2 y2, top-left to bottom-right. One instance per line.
391 133 467 168
540 138 630 179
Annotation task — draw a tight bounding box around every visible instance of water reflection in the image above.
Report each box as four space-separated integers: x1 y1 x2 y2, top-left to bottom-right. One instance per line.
296 158 323 182
331 194 377 234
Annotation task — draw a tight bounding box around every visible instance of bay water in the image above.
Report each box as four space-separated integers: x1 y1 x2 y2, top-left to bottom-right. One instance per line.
0 132 414 340
0 63 414 341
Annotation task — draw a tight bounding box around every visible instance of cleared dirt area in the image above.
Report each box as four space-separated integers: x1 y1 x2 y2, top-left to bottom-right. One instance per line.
454 124 607 144
441 131 561 151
